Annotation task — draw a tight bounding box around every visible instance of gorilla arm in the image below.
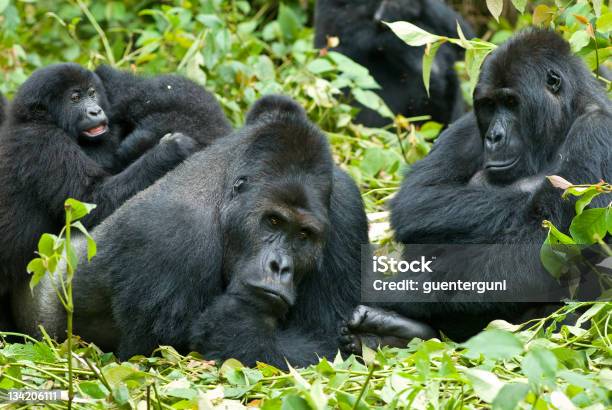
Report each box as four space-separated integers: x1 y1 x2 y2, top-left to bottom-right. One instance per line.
390 112 599 244
191 292 337 369
18 125 195 227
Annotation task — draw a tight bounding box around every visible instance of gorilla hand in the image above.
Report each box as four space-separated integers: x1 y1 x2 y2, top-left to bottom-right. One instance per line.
340 305 438 355
160 132 197 157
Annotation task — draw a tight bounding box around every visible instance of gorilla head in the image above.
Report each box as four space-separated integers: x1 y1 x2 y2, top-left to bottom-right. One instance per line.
220 97 334 314
11 63 110 143
473 30 596 184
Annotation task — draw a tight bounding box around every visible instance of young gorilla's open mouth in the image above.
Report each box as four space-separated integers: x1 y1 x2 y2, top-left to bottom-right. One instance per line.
81 122 109 138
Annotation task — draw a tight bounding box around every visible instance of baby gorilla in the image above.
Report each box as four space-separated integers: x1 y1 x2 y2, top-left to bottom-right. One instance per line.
15 96 368 368
0 63 230 329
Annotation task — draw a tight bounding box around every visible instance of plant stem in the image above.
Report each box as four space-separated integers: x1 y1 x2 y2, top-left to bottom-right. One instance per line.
65 212 74 410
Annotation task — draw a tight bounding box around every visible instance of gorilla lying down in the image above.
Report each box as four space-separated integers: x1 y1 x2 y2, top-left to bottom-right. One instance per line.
0 63 231 330
341 28 611 353
15 95 368 368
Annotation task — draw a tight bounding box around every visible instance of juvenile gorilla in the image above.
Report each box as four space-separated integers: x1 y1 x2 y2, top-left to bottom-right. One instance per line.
342 29 612 349
315 0 474 127
16 96 369 367
0 63 231 327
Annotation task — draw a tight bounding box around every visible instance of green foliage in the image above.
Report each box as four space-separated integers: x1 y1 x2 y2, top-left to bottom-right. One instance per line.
1 303 610 408
25 197 97 407
389 0 612 101
541 178 611 295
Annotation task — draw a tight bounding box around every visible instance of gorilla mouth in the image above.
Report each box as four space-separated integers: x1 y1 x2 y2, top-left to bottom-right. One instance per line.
82 123 108 138
256 286 292 308
485 157 519 171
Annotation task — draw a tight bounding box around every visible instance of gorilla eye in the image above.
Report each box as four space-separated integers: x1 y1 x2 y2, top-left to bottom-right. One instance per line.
266 214 284 228
70 92 80 103
506 96 518 108
298 229 310 241
546 70 561 93
232 177 247 196
88 88 96 97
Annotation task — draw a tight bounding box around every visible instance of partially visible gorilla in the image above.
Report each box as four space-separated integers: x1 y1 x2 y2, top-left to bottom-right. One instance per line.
15 96 368 368
0 63 231 329
343 29 611 349
315 0 474 127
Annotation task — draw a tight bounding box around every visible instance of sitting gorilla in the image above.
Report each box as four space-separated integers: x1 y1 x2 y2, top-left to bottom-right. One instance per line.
0 63 231 330
315 0 475 127
14 95 369 368
342 29 611 351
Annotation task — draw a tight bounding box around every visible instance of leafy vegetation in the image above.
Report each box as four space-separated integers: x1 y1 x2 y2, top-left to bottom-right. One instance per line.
0 1 611 409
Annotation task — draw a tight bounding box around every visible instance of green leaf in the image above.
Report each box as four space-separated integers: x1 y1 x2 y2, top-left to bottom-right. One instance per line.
37 233 56 257
521 348 558 387
465 47 494 97
277 4 300 41
79 381 109 399
422 42 442 97
492 383 530 410
569 31 590 53
385 21 442 46
462 329 523 360
352 89 394 120
72 221 97 261
64 198 96 221
27 258 46 290
597 12 612 32
464 368 504 403
569 208 609 244
511 0 527 13
306 58 335 74
592 0 603 17
0 0 8 14
220 358 245 385
574 188 601 215
281 395 310 410
486 0 504 22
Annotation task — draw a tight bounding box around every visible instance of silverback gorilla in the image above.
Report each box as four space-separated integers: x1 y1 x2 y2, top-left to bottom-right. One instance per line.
341 29 611 351
314 0 475 127
0 63 231 330
15 96 368 368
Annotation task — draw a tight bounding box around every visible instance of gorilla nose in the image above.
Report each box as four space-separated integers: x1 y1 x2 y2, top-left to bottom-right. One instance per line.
485 128 505 148
88 107 103 117
267 252 293 282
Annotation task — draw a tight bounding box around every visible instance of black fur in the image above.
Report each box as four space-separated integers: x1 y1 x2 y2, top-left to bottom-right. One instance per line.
23 96 368 367
0 91 6 125
314 0 474 126
387 29 612 340
0 63 231 328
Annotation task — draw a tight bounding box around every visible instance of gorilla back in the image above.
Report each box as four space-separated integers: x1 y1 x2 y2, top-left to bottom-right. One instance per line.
16 95 368 368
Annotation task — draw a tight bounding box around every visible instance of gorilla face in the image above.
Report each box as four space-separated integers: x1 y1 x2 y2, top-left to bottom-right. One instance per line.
473 32 573 184
54 74 109 142
223 174 328 315
11 63 110 143
473 83 525 183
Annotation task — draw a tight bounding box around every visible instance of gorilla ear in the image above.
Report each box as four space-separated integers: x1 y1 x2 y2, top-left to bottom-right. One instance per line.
245 95 307 125
546 69 562 94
